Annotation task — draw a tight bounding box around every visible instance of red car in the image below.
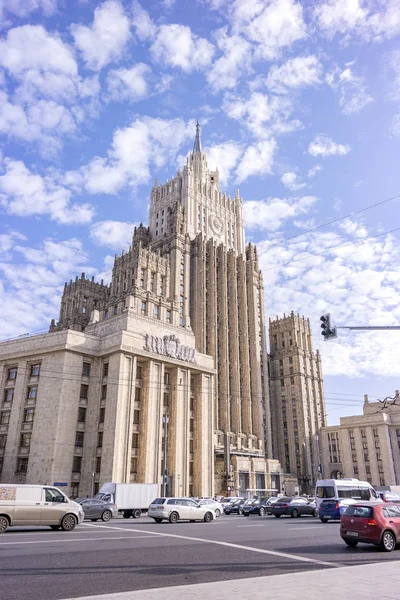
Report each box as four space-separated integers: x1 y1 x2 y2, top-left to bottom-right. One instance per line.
340 502 400 552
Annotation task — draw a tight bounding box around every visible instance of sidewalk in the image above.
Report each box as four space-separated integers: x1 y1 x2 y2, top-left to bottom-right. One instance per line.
65 561 400 600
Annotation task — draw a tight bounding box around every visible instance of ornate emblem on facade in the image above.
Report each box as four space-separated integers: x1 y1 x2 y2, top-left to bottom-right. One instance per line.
209 214 224 236
144 334 197 363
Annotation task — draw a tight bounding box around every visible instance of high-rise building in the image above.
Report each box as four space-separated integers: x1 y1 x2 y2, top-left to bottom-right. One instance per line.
269 313 326 493
0 125 310 498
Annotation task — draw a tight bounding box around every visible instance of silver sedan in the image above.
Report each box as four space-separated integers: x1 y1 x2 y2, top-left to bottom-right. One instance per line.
76 498 118 522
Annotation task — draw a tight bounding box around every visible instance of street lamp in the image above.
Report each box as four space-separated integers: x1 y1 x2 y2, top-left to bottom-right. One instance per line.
162 414 169 496
90 472 95 498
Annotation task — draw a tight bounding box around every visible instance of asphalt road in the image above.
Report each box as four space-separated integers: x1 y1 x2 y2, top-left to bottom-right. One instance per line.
2 513 400 600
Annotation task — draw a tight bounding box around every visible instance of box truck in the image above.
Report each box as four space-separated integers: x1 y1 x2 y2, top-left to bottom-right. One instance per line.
95 483 158 518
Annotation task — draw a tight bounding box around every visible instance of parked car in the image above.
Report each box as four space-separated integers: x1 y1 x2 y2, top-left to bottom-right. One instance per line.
198 498 223 517
242 498 271 516
269 496 318 518
148 497 215 523
340 502 400 551
223 499 245 515
220 497 244 511
318 498 357 522
377 491 400 503
75 498 118 522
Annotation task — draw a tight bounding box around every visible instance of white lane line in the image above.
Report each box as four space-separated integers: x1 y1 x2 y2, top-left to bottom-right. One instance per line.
0 535 153 547
237 525 264 528
288 526 327 531
81 522 342 568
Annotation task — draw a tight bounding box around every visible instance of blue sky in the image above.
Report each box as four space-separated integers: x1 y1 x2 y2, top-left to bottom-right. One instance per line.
0 0 399 425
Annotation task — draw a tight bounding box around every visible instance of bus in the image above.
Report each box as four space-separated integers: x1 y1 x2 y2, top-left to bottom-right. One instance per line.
315 478 380 509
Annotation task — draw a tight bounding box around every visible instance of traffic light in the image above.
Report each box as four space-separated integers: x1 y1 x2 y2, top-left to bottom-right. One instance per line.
320 313 337 340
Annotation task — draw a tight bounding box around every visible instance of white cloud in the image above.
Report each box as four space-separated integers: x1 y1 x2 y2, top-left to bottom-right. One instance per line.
389 114 400 137
266 55 322 93
0 0 57 19
207 29 252 91
106 63 151 102
205 141 243 185
150 23 214 72
307 164 322 177
308 134 351 157
236 139 277 183
72 117 194 195
90 220 137 249
131 0 157 41
0 158 94 224
70 0 131 71
326 63 373 115
339 218 368 238
314 0 400 42
281 172 306 191
387 49 400 101
244 195 317 231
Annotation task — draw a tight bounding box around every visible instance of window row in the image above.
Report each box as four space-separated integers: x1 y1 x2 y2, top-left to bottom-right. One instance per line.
6 364 41 381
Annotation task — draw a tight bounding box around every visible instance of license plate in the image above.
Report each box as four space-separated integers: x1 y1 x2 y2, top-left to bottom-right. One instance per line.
347 531 359 537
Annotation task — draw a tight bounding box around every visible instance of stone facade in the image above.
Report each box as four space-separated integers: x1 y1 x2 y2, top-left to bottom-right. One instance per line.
0 125 325 498
269 313 326 494
320 393 400 487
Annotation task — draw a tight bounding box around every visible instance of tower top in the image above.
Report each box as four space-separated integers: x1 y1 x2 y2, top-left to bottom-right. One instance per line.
193 120 202 153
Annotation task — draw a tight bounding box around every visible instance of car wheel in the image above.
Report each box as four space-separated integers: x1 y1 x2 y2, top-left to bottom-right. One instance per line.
320 517 328 523
259 507 265 517
313 509 318 517
91 519 99 522
344 539 358 548
169 511 179 524
61 514 77 532
50 525 60 530
274 514 281 518
204 512 213 523
101 510 112 522
381 530 396 552
133 509 141 519
154 518 163 523
215 509 221 517
0 516 9 533
291 509 299 518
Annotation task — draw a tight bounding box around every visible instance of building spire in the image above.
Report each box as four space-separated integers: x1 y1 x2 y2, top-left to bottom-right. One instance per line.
193 120 202 153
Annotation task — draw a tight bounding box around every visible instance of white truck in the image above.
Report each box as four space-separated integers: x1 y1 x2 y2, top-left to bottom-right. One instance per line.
95 483 158 519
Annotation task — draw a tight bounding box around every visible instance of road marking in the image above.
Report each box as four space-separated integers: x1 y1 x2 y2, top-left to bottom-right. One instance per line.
0 535 153 546
288 526 326 531
237 525 264 528
81 522 342 568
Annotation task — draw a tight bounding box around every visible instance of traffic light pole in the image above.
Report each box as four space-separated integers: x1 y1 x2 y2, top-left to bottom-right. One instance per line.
320 313 400 341
336 326 400 331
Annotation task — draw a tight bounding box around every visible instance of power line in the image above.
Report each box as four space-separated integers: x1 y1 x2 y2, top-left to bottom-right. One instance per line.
265 191 400 250
263 225 400 272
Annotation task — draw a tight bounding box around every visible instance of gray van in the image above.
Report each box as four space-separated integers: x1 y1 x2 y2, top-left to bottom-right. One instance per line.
0 484 84 533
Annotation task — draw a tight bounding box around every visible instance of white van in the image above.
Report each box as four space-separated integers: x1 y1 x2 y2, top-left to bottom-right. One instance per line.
0 484 84 533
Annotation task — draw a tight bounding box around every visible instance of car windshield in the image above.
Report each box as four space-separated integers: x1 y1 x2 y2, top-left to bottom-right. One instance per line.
344 505 373 518
316 486 335 499
277 497 292 503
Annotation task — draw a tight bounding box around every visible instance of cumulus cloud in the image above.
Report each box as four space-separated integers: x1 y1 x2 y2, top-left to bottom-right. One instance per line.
326 62 373 114
266 55 322 93
308 135 351 157
90 220 137 250
236 139 277 183
206 29 252 90
106 63 151 102
131 0 157 41
244 195 317 230
0 157 94 224
150 23 214 72
281 172 306 191
307 165 322 178
205 141 243 185
314 0 400 42
0 0 58 19
70 0 131 71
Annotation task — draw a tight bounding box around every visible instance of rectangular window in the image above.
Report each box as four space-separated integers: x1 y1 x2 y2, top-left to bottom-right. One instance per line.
0 457 3 473
4 389 14 403
82 363 91 377
103 363 109 377
363 441 368 449
166 310 171 323
378 464 384 474
24 408 35 423
20 433 31 448
349 430 354 439
135 387 141 402
130 457 138 473
96 457 101 473
353 466 359 476
7 367 17 380
352 454 357 463
141 301 147 315
133 410 140 424
154 305 159 319
350 441 356 450
101 385 107 400
0 411 10 425
0 436 6 449
376 452 381 461
365 465 371 474
80 384 89 399
77 407 86 423
375 441 380 449
72 456 82 473
373 428 379 437
30 364 40 377
364 453 369 462
132 433 139 448
361 429 366 438
75 431 84 447
136 364 142 379
99 407 105 423
97 432 103 448
27 386 37 399
16 457 29 473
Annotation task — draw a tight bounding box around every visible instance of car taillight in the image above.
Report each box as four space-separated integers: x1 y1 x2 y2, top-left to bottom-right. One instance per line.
367 519 377 526
281 503 288 507
160 506 165 510
335 503 340 509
